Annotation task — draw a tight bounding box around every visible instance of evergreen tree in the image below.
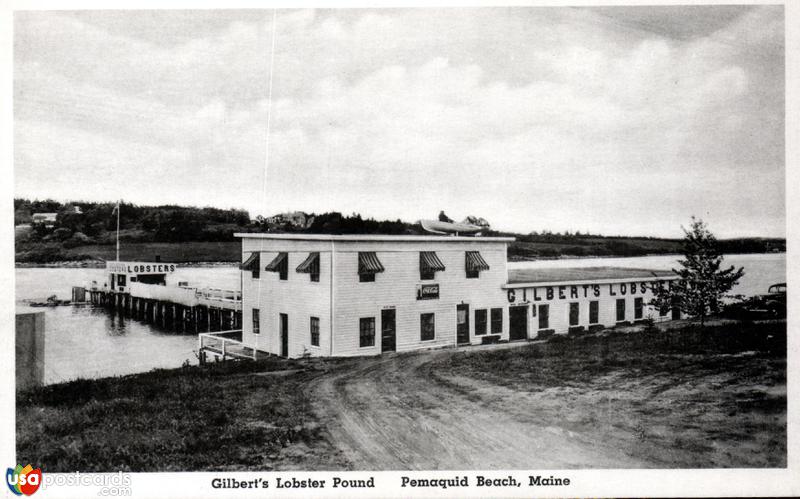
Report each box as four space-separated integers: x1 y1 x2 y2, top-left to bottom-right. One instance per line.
651 217 744 325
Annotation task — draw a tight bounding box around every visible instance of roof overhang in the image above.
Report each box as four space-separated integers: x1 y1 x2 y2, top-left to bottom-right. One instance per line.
235 233 515 243
503 275 680 289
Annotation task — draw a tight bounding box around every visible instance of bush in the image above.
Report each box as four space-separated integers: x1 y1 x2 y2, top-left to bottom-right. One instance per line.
534 329 555 340
63 232 94 249
567 325 586 336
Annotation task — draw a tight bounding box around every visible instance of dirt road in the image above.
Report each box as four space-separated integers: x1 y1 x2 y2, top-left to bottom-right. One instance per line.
310 346 653 470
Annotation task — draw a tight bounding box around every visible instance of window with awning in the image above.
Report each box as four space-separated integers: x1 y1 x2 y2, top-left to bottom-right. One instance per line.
240 252 260 279
296 252 320 282
265 252 289 280
419 251 445 280
465 251 490 278
358 252 384 282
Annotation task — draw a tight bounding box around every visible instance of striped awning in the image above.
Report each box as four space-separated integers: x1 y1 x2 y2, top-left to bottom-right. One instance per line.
240 252 260 271
264 252 288 272
358 252 385 274
465 251 490 272
296 252 320 274
420 251 446 272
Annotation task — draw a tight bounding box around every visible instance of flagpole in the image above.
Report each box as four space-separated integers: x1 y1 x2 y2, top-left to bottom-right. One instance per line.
116 200 120 262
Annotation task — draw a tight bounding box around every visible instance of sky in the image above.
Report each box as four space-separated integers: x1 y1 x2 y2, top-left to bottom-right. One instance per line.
13 6 785 238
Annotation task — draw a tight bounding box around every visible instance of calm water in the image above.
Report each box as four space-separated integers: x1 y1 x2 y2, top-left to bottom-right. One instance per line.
15 266 240 385
16 253 785 385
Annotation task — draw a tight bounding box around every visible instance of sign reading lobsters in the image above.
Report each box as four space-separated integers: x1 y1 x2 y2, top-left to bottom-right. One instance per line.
106 261 177 274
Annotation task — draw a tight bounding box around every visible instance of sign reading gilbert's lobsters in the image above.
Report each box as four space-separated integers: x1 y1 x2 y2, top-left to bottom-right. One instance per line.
106 261 177 274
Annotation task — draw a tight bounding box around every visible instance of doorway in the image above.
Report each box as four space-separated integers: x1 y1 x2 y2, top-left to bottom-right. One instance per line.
509 305 528 341
279 313 288 357
381 309 396 352
671 298 681 320
456 304 470 345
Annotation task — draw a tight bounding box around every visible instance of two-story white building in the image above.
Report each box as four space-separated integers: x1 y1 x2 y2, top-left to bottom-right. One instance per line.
235 233 679 358
236 234 513 357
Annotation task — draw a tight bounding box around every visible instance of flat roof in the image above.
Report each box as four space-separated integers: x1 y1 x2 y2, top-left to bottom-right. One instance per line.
507 266 676 286
235 233 515 242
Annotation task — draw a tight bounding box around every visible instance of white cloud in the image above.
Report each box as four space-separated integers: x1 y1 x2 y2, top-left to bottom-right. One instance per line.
14 6 784 237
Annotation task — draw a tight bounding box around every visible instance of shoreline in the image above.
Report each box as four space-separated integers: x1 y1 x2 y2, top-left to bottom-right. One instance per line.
15 251 785 269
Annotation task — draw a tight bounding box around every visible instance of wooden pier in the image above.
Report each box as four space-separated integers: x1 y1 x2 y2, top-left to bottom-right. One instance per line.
86 284 243 333
197 330 271 364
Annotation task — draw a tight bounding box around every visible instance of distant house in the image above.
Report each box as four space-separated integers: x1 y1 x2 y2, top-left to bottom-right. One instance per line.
31 213 57 227
264 211 313 229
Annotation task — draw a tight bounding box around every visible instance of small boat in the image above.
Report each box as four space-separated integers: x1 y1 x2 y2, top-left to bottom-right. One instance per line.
28 295 71 307
418 219 483 235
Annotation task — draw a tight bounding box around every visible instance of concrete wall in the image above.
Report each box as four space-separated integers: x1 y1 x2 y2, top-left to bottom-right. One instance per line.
16 312 45 392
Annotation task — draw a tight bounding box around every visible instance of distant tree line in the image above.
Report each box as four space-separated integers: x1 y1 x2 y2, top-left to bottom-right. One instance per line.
15 198 251 245
259 212 418 235
14 199 786 258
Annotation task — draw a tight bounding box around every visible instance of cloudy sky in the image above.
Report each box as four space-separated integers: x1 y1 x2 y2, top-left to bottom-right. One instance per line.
14 6 784 237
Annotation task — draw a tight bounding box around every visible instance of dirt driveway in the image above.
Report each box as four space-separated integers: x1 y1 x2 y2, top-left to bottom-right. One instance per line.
310 345 653 470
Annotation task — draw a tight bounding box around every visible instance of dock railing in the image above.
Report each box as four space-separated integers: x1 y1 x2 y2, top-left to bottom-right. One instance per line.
198 330 256 361
197 287 242 303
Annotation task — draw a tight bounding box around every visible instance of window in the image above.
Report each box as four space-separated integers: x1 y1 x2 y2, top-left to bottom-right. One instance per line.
589 301 599 324
490 308 503 334
465 251 490 279
538 304 549 329
310 317 320 346
419 252 446 281
616 299 626 322
296 252 320 282
265 252 289 280
475 309 488 335
252 309 260 335
420 313 435 341
241 252 260 279
359 317 375 347
358 252 384 282
634 297 644 320
117 274 126 287
569 302 579 326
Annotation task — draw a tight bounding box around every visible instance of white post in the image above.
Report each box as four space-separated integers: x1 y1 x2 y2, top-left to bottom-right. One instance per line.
221 339 226 360
115 200 120 262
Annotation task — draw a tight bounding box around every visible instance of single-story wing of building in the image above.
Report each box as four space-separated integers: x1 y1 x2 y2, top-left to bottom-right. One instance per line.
235 233 679 358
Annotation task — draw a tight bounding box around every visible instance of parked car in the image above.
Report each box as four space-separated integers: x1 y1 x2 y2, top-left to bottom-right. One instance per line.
724 282 786 319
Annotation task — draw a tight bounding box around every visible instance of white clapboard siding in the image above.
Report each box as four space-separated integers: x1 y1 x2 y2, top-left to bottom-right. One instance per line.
331 240 509 356
519 280 678 337
241 244 332 358
238 234 680 358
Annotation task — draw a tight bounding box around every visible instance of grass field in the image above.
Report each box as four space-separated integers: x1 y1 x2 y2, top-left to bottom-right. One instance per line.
16 358 349 472
431 321 786 467
17 321 786 471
